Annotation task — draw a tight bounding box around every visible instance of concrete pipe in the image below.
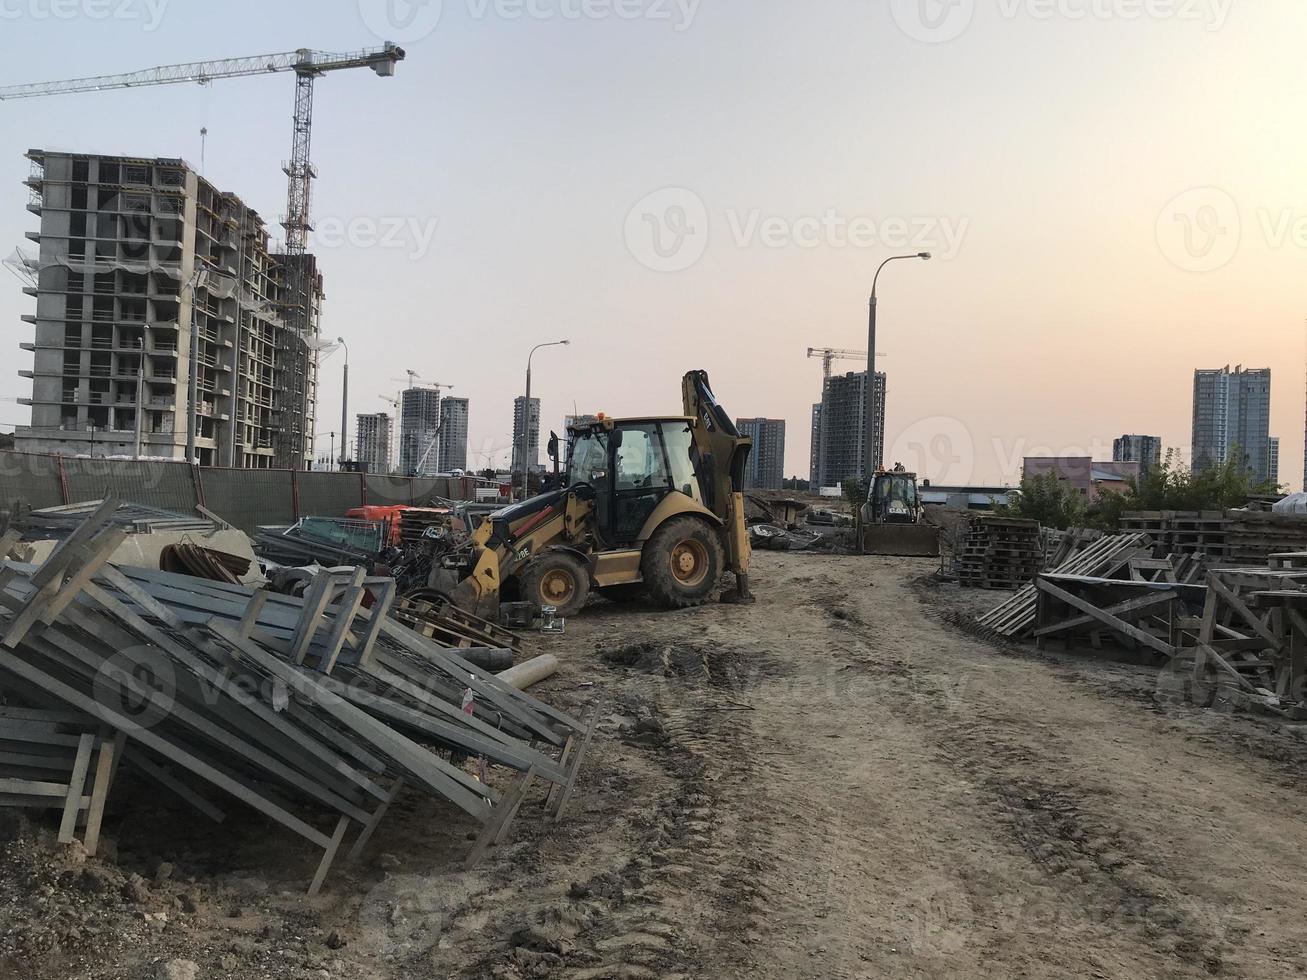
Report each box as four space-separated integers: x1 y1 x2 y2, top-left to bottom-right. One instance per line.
496 654 559 691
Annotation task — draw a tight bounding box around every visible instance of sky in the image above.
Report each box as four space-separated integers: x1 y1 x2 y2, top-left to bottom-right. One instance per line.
0 0 1304 487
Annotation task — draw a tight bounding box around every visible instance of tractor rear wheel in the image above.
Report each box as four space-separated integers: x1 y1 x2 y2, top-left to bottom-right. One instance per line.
640 517 723 609
517 552 591 617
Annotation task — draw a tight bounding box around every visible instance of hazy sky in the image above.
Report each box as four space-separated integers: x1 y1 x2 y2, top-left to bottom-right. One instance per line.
0 0 1303 487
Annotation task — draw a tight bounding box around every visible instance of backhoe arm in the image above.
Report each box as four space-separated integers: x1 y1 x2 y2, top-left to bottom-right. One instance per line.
682 370 755 604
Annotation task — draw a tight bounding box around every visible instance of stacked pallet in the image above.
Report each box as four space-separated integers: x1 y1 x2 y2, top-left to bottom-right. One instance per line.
1224 511 1307 566
975 532 1154 637
954 517 1043 590
1119 512 1229 559
0 498 596 893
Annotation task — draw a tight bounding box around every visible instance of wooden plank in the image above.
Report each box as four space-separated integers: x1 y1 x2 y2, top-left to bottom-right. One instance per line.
317 568 367 675
206 621 495 821
1033 578 1175 657
82 733 117 856
306 815 351 898
347 776 404 862
57 733 95 843
1033 590 1176 639
0 644 332 849
29 496 119 588
465 768 536 870
1208 575 1282 651
288 573 335 665
551 703 600 822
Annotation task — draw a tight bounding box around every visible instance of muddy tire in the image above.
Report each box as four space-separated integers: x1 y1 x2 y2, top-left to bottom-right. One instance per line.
598 583 648 604
640 517 724 609
517 552 591 617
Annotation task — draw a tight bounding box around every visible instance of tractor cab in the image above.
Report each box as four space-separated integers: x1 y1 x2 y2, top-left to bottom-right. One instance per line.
564 417 704 547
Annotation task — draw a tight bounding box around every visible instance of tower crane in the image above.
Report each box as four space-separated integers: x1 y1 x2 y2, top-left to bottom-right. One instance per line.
807 347 886 380
0 44 406 467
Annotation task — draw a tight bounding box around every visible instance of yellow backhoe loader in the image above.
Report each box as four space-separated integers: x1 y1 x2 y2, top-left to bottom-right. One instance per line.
428 371 755 620
858 469 941 557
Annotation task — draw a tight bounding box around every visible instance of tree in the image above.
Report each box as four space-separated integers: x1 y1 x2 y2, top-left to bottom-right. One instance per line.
842 476 866 512
1090 448 1277 529
998 471 1087 530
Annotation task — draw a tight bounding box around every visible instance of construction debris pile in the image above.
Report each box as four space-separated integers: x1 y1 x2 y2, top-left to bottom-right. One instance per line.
0 499 595 895
975 526 1307 716
953 517 1043 590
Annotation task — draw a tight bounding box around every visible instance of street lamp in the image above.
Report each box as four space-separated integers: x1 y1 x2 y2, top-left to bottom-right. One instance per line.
520 340 570 499
865 252 931 481
337 336 349 469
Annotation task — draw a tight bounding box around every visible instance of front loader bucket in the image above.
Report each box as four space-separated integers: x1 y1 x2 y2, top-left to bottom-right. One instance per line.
859 523 940 558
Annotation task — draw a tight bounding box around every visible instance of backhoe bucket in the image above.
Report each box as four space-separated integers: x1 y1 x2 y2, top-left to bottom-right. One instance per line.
859 523 940 558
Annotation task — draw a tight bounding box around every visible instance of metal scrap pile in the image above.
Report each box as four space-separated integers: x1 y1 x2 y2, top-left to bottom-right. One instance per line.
0 499 596 894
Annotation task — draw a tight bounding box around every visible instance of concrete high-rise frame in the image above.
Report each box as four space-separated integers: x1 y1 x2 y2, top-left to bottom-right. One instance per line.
355 412 392 475
437 397 469 473
399 387 441 477
14 150 322 466
812 371 885 489
736 417 786 490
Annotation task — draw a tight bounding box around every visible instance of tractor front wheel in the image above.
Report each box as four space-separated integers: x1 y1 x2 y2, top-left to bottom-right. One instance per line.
517 552 591 618
641 517 724 609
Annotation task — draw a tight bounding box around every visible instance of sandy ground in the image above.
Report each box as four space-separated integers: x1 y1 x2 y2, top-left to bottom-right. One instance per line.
6 550 1307 979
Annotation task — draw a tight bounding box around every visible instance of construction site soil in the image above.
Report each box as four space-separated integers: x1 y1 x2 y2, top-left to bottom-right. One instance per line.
4 549 1307 979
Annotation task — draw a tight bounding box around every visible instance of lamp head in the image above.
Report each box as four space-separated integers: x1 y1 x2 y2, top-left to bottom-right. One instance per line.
918 252 932 260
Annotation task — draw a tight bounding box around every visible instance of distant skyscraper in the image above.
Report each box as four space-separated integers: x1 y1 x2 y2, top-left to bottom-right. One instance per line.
399 387 441 476
1268 436 1280 487
1113 434 1162 471
1192 366 1272 483
437 397 469 473
812 371 886 488
355 413 392 475
512 396 542 473
736 418 786 490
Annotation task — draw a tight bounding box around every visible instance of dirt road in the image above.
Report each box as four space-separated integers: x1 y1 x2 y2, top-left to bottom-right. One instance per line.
468 550 1307 979
7 550 1307 979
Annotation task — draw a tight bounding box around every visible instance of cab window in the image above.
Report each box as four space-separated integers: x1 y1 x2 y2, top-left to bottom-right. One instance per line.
567 430 608 486
660 421 700 500
615 424 670 490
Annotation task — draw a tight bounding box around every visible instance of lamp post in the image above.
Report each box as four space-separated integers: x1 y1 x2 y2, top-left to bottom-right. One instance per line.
337 336 349 469
865 252 931 482
520 340 570 499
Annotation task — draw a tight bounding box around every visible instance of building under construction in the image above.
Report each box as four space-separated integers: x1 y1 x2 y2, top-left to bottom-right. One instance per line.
809 370 886 489
13 150 323 467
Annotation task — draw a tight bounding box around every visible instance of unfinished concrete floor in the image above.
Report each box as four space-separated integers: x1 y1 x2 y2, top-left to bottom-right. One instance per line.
4 550 1307 979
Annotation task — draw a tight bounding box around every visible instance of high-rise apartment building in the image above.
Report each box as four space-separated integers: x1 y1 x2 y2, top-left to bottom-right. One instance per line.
14 150 322 466
399 387 441 476
811 371 886 489
1268 436 1280 488
355 412 392 475
736 417 786 490
1112 434 1162 472
1192 366 1272 483
512 396 541 474
436 397 469 473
